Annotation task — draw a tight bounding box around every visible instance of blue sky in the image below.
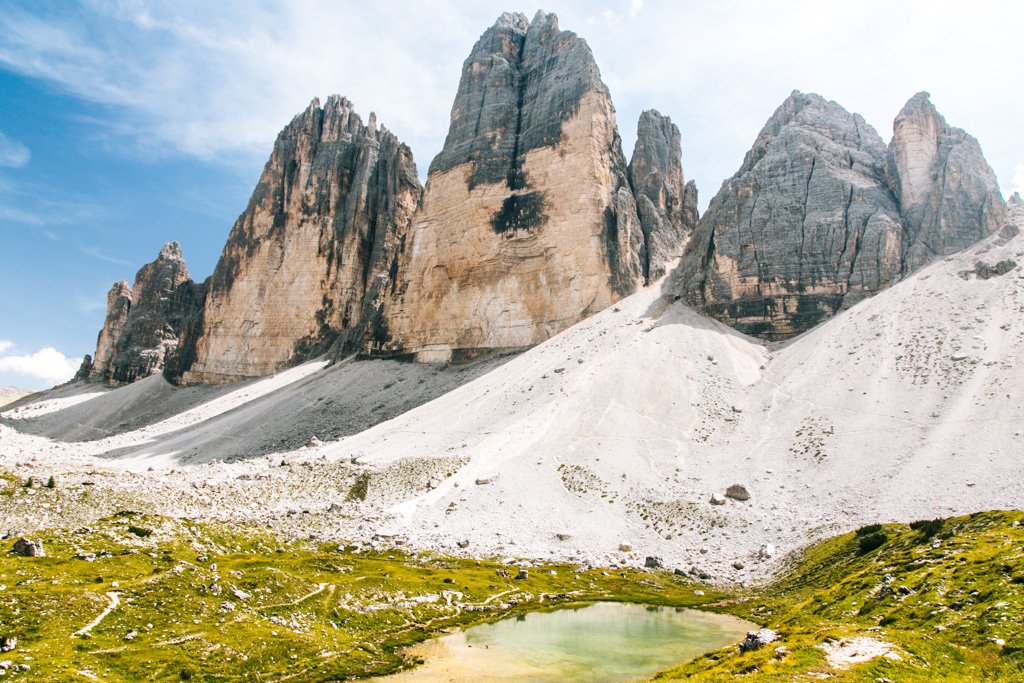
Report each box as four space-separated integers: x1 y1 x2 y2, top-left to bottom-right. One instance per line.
1 0 1021 389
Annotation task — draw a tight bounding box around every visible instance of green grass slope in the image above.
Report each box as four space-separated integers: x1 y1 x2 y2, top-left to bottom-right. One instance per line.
0 512 721 682
657 510 1024 682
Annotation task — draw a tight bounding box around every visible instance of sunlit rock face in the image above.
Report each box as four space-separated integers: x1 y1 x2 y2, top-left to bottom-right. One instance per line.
179 96 421 384
370 11 647 363
83 242 196 385
628 109 699 280
670 92 904 340
670 91 1006 341
886 91 1006 273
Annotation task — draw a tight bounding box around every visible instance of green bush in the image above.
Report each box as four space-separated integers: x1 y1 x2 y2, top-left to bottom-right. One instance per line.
909 518 944 539
127 525 153 538
855 523 883 537
858 531 888 554
347 472 371 501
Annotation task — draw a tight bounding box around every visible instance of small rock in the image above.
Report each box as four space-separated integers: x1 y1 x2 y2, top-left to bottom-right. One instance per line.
11 538 44 558
515 569 529 581
732 561 745 570
307 436 323 448
618 543 632 552
0 638 15 653
220 601 235 612
456 539 470 549
474 478 494 486
693 589 705 596
673 568 687 577
554 533 572 542
709 493 726 505
758 543 775 560
644 556 663 569
739 628 779 652
124 630 138 641
232 589 250 601
725 484 750 501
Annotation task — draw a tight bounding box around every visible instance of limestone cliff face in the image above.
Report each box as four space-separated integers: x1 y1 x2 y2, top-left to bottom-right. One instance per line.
179 96 421 384
81 243 197 385
670 91 1007 341
371 11 646 362
628 109 698 279
671 92 904 340
85 280 133 382
886 92 1007 272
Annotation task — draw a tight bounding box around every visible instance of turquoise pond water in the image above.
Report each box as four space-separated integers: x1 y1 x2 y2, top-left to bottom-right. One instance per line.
370 601 754 682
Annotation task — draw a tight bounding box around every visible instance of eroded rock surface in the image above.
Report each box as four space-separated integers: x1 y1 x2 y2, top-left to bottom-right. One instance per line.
886 92 1006 272
81 243 199 385
670 91 1006 340
671 92 904 340
85 280 133 382
372 11 646 362
628 110 698 279
180 96 421 383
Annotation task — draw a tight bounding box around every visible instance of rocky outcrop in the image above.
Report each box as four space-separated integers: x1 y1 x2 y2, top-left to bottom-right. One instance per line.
179 96 421 384
83 243 199 385
628 110 698 279
886 92 1006 272
85 280 132 381
370 11 647 362
670 91 1007 340
671 92 904 340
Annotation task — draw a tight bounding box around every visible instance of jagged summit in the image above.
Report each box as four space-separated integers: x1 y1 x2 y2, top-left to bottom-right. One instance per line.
670 90 903 340
886 91 1006 272
80 242 197 385
628 109 699 279
177 96 421 384
369 11 647 362
669 89 1006 340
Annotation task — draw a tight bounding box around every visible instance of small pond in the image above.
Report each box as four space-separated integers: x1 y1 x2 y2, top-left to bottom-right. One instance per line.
370 601 755 682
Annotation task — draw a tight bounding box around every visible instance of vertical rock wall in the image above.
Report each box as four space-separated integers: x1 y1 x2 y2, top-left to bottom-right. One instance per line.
179 96 421 384
372 11 646 362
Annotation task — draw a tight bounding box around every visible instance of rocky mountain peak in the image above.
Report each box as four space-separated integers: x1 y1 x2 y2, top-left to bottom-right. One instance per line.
1010 192 1023 207
670 91 902 340
177 96 421 384
628 109 698 279
670 90 1006 341
886 91 1006 271
373 11 647 362
82 243 197 385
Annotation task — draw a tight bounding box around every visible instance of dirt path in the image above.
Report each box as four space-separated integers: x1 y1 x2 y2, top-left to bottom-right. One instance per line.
73 591 120 638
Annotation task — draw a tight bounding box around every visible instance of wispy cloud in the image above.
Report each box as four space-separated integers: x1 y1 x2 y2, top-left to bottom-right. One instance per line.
0 346 80 385
80 245 132 266
0 133 30 168
0 1 1020 208
0 339 13 354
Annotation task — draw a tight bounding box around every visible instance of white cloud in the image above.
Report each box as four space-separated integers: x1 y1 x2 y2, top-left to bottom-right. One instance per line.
0 340 13 354
0 132 30 168
80 245 132 266
0 1 1020 209
1010 164 1024 199
0 346 81 386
